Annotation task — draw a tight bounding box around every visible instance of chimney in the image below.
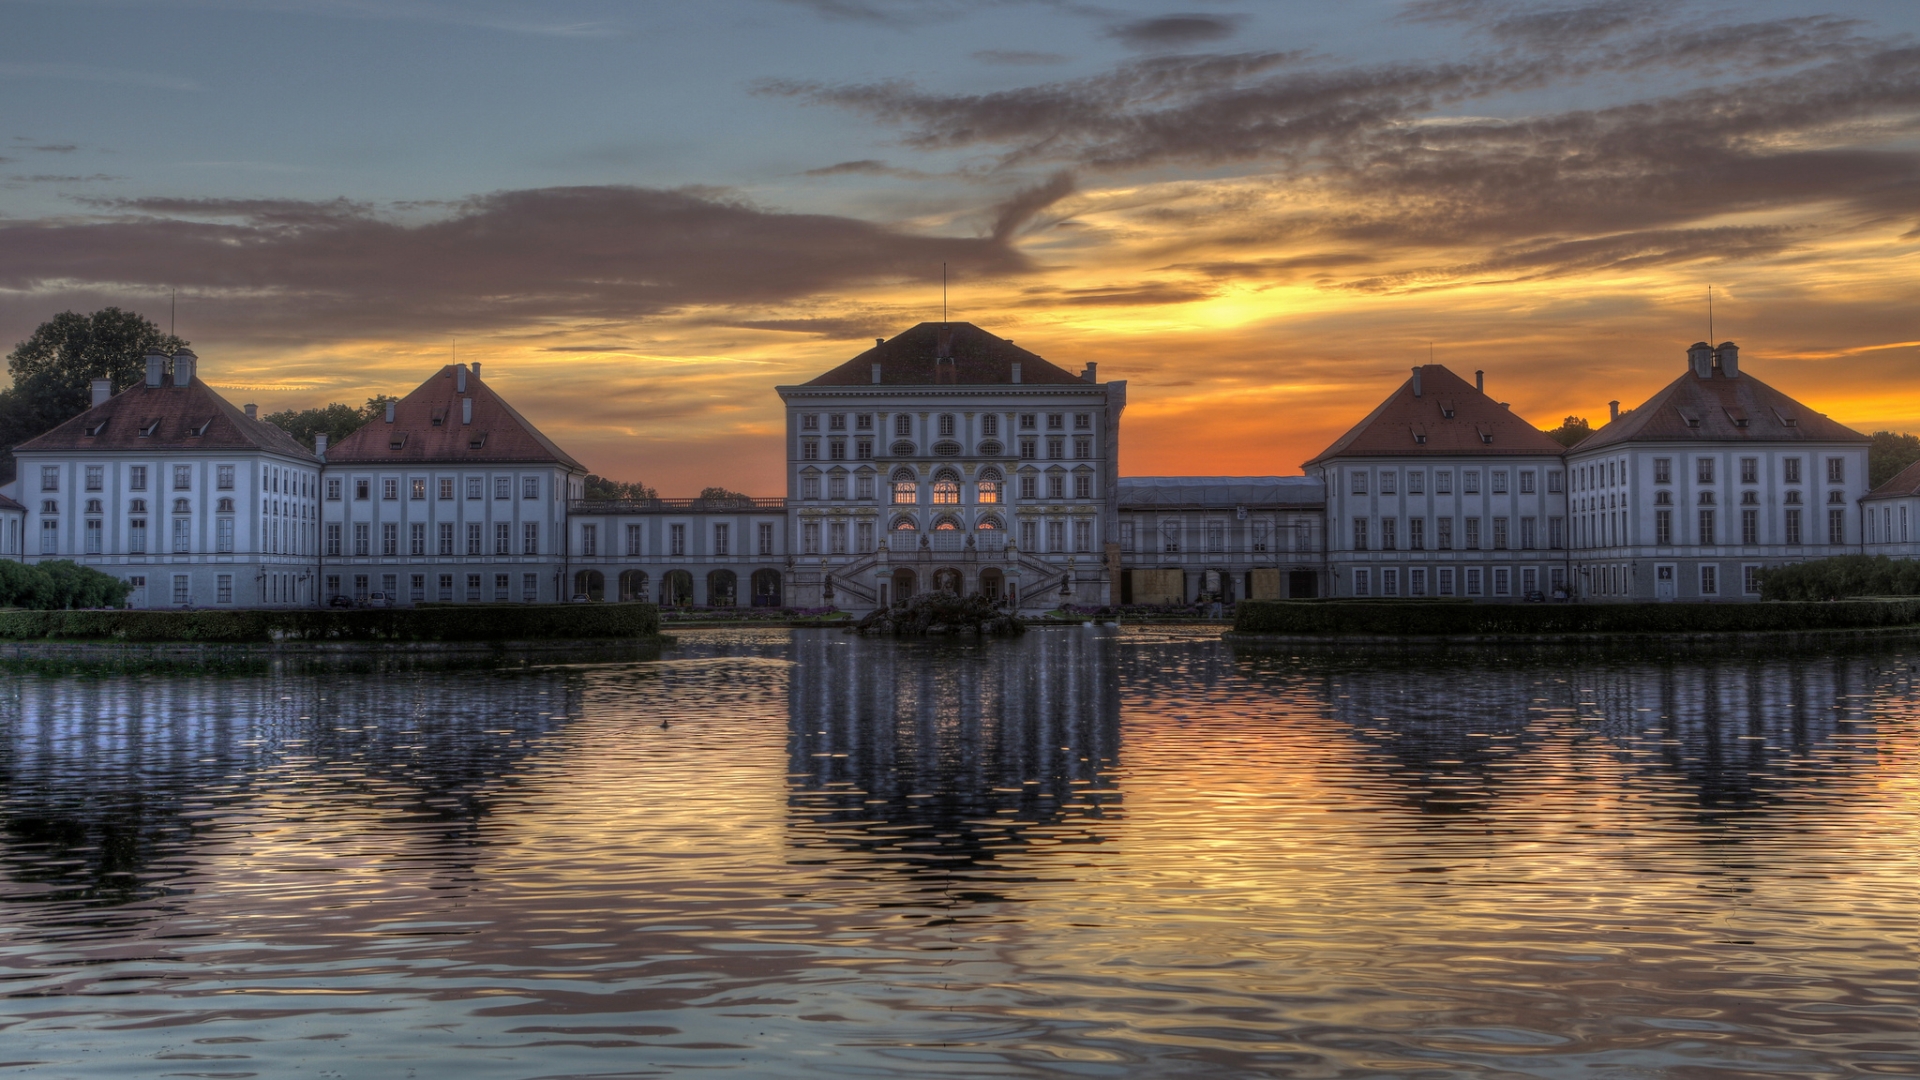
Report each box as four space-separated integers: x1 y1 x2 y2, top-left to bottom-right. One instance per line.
1411 367 1422 397
875 337 884 348
871 362 882 384
1609 400 1620 422
244 403 257 419
1083 362 1098 383
1474 369 1484 393
1716 341 1739 378
315 433 328 459
1688 341 1714 378
145 350 167 387
385 400 395 423
1011 362 1022 384
171 347 197 386
456 365 467 393
91 379 113 407
470 362 481 381
462 398 473 425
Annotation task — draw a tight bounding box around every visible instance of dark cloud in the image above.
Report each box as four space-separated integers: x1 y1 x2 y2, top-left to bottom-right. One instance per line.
800 159 935 179
30 143 78 153
1401 0 1658 44
0 186 1029 338
5 173 121 183
1105 14 1243 51
725 316 896 339
1340 226 1800 292
1016 281 1213 306
990 170 1076 241
974 49 1072 65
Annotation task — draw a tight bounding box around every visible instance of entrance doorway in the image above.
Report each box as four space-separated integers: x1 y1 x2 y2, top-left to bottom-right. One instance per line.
1655 564 1676 601
892 568 916 604
1287 570 1318 598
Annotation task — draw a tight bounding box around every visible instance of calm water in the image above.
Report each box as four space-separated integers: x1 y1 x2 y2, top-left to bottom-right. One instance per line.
0 628 1914 1079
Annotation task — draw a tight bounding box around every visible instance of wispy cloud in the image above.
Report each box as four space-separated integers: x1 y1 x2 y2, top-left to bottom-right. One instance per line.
0 61 200 91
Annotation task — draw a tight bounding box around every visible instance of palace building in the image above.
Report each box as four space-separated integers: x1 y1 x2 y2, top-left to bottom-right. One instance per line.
0 326 1877 609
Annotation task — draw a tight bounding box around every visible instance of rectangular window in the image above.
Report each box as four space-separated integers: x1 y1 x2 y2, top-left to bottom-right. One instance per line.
173 574 191 605
1698 508 1715 544
757 522 773 556
1207 521 1225 553
828 520 847 554
1437 516 1453 550
802 475 820 500
173 465 192 491
1438 567 1455 596
129 519 147 554
1492 470 1509 495
857 520 873 551
1465 567 1483 596
1522 567 1537 595
172 517 191 553
327 477 342 500
1463 470 1480 494
212 573 230 605
1785 508 1802 544
494 574 509 602
1074 473 1092 499
856 440 872 460
409 573 426 601
1744 565 1762 594
1380 517 1396 550
1409 517 1425 550
1379 471 1396 495
1654 458 1672 484
1352 517 1368 551
1048 413 1065 430
1520 470 1536 494
856 474 874 499
1409 568 1426 596
1047 437 1064 460
1074 436 1091 459
466 574 482 601
829 441 845 461
1408 470 1425 495
438 573 454 601
801 441 818 461
1380 568 1398 596
896 414 913 437
1700 564 1718 595
1492 517 1509 550
437 522 454 555
1828 508 1846 545
216 517 233 553
494 522 510 555
1549 516 1565 549
411 478 426 500
1784 457 1802 484
40 465 59 492
580 523 596 557
130 465 148 491
1020 475 1037 500
1251 520 1270 552
467 522 482 555
1827 457 1845 484
1656 509 1672 545
1160 521 1178 553
522 476 539 500
714 523 729 557
802 521 819 554
85 465 104 491
1697 458 1715 484
1548 470 1564 493
438 477 454 500
1465 517 1481 550
523 573 539 602
381 523 398 556
325 522 342 556
1046 520 1065 553
1741 458 1758 484
1493 567 1510 597
1048 474 1065 500
1351 471 1368 495
621 523 640 557
856 413 872 430
1353 568 1371 597
801 413 818 431
85 518 103 554
670 523 686 556
1741 508 1758 545
1520 517 1536 550
467 477 483 500
494 477 510 500
1019 438 1036 460
1436 470 1453 495
355 478 369 500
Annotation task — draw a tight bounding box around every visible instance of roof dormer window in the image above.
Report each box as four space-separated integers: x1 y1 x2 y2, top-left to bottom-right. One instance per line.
84 420 107 437
1439 401 1456 419
186 419 212 437
1475 425 1493 444
139 419 160 437
430 409 446 427
390 434 407 451
468 432 488 449
1677 408 1701 428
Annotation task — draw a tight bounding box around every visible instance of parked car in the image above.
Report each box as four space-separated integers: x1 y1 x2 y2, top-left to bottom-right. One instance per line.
1524 590 1546 603
327 594 354 609
366 592 391 608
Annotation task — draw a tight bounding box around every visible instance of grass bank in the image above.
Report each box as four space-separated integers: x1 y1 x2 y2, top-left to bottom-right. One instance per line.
0 602 660 644
1233 598 1920 637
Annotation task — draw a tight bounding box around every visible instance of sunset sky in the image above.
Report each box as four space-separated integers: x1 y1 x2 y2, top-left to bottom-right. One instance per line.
3 0 1916 493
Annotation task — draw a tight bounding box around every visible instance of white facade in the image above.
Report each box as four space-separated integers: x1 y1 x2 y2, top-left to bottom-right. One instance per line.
563 498 792 606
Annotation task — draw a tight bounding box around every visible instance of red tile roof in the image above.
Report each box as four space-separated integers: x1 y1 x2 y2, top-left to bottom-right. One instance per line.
13 376 318 460
803 323 1088 386
1575 361 1865 451
1305 364 1567 466
1864 459 1920 502
0 493 23 512
325 365 586 470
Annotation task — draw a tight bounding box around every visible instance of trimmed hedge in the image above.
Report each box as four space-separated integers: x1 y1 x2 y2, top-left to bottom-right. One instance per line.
1233 598 1920 637
0 602 660 644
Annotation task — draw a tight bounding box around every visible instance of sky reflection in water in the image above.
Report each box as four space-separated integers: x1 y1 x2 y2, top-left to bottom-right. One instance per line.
0 628 1914 1078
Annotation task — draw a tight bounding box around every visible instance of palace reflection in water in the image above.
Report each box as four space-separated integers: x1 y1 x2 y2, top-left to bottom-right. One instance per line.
0 632 1912 1080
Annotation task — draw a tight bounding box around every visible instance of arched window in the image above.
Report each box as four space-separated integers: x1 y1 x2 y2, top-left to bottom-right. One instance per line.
216 497 234 512
977 468 1000 503
932 472 960 504
976 516 1002 530
933 516 961 531
891 516 918 533
891 469 917 505
173 498 191 514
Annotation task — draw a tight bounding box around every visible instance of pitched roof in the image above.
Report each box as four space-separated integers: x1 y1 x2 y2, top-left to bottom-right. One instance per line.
324 364 586 470
13 376 318 460
1575 361 1866 452
1864 459 1920 502
802 322 1088 386
0 493 23 512
1118 476 1325 508
1305 364 1566 466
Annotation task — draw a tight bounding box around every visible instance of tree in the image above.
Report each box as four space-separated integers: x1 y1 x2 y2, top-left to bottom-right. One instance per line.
699 486 753 505
1542 415 1592 448
263 395 398 450
1868 431 1920 489
583 475 658 501
0 308 187 482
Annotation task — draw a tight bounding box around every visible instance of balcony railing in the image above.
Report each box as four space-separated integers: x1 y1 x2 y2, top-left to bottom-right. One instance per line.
570 496 787 513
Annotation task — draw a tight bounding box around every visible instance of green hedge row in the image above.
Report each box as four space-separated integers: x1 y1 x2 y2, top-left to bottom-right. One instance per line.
1757 555 1920 601
0 602 660 644
1233 598 1920 636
